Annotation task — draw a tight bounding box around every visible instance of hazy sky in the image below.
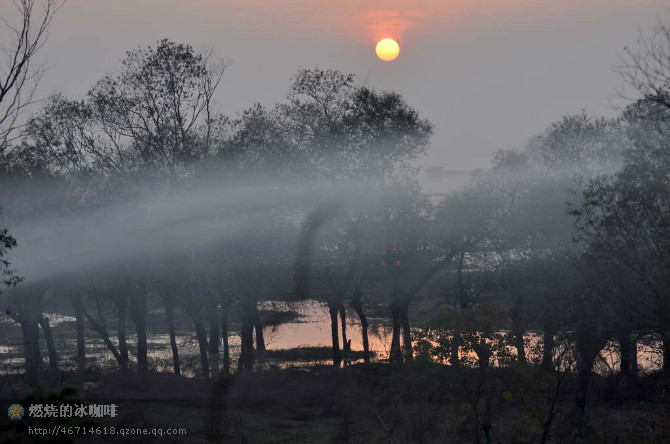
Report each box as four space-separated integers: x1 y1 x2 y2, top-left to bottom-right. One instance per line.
2 0 667 171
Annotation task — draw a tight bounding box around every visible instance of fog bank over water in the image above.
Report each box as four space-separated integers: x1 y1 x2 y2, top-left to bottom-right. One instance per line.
6 176 402 285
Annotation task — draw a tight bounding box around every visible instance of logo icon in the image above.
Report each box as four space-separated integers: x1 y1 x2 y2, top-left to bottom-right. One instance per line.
8 403 24 420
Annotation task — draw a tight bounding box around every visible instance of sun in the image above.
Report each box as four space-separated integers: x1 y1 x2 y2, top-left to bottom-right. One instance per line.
375 38 400 62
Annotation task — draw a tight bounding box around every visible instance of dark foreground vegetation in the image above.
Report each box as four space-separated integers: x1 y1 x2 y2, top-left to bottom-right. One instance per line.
0 2 669 443
2 364 669 444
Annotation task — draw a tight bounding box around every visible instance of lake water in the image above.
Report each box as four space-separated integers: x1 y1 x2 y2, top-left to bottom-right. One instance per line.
0 300 663 375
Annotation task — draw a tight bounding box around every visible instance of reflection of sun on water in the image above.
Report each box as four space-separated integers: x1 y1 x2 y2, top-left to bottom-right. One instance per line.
259 300 391 359
0 302 664 375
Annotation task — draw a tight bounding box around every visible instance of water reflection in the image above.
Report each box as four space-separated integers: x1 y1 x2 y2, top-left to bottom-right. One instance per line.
259 300 392 359
0 302 663 376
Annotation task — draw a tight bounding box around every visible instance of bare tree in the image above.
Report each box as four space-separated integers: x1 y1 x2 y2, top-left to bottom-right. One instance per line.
616 14 670 110
87 39 226 179
0 0 61 150
0 0 59 298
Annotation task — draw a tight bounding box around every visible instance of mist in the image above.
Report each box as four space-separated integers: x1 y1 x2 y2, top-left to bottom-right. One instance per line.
0 4 669 444
7 176 385 284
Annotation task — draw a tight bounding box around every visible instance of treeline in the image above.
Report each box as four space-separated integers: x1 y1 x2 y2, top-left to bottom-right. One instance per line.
0 30 668 443
0 38 437 384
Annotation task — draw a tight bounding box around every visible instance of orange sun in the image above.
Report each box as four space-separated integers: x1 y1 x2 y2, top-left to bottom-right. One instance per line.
375 38 400 62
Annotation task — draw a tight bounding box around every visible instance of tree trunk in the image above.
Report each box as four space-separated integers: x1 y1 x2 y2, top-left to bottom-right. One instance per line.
574 331 606 441
72 295 86 374
631 338 638 377
575 356 594 440
207 297 220 376
339 303 350 353
207 297 219 354
618 331 636 381
351 296 370 363
114 293 129 369
237 334 246 373
512 296 526 365
400 302 413 363
663 335 670 378
129 286 148 375
164 296 180 376
193 315 210 377
10 290 43 389
135 315 148 375
118 308 129 368
83 309 128 373
238 318 254 372
255 316 265 352
450 329 462 368
221 302 230 374
390 300 403 364
328 303 342 366
475 337 492 370
237 295 257 373
20 315 41 389
38 316 58 377
542 325 554 371
453 256 468 369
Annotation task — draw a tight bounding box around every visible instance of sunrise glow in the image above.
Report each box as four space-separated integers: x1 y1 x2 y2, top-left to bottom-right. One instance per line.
375 38 400 61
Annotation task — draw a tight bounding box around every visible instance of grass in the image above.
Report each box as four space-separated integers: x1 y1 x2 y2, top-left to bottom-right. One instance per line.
1 363 669 443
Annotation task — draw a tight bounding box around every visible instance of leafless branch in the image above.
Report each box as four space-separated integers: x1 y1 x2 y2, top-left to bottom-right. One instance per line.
0 0 62 150
615 14 670 110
